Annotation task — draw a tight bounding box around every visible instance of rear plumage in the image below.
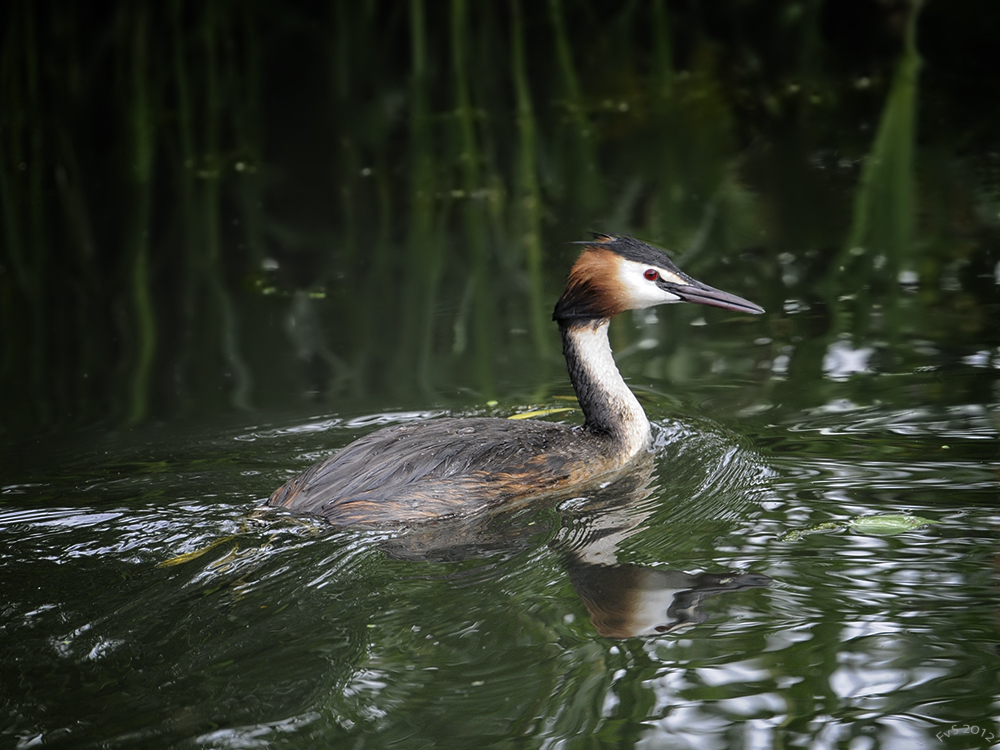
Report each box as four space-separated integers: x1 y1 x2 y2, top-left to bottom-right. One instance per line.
268 418 620 524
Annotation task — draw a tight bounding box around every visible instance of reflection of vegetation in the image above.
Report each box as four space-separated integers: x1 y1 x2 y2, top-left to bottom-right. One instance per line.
833 0 922 338
1 0 997 432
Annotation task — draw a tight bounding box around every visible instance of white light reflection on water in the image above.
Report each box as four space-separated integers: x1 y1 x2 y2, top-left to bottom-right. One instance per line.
790 402 999 439
961 348 999 368
830 633 944 703
775 458 997 491
0 507 124 528
234 410 448 442
193 712 322 749
631 617 973 749
823 339 875 381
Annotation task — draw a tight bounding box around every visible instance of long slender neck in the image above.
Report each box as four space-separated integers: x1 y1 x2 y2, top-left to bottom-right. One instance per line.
559 319 651 458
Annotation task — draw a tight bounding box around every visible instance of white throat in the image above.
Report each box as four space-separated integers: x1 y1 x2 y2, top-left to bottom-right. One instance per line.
563 321 651 459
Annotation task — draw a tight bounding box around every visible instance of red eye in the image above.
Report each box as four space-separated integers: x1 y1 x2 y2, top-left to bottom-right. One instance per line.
643 269 659 281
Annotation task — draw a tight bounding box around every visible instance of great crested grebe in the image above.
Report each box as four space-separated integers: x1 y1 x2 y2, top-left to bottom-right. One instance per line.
267 234 763 526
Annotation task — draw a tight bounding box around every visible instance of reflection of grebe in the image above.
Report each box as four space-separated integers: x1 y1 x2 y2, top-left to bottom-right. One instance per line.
568 563 771 638
267 235 763 525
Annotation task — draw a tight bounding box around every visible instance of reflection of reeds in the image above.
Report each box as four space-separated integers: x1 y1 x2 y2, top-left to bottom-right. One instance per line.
125 3 157 425
451 0 495 395
511 0 548 359
835 0 923 337
548 0 601 215
1 0 983 432
405 0 445 392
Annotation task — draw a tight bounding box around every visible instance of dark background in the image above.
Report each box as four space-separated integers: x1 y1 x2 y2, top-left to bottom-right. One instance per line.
2 0 998 435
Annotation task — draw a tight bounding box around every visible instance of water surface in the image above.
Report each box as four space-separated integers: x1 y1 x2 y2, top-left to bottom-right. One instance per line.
3 344 997 749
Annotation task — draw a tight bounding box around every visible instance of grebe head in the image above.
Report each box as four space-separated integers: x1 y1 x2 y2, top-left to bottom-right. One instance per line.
553 234 764 322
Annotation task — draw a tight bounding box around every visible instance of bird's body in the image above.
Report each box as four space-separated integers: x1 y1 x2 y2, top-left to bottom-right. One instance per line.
267 235 763 526
267 417 615 525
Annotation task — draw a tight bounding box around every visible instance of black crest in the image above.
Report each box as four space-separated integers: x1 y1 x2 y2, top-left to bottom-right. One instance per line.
577 234 681 272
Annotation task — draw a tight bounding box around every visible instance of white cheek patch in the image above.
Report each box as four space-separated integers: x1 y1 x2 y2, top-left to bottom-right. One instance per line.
616 259 686 309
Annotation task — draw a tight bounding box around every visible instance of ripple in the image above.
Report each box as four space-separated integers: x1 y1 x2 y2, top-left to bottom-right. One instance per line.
787 402 998 440
773 457 997 491
236 410 455 443
234 416 344 441
2 398 998 750
0 507 124 528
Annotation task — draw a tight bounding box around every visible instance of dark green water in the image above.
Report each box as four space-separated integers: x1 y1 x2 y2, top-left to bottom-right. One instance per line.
3 1 1000 748
3 316 998 749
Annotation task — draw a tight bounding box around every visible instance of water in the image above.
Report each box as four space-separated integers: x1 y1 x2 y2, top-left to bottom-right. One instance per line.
2 349 997 749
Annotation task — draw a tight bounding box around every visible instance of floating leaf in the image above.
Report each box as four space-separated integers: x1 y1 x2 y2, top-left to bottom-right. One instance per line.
781 522 842 542
847 515 938 536
782 514 938 542
508 408 574 420
157 536 236 568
